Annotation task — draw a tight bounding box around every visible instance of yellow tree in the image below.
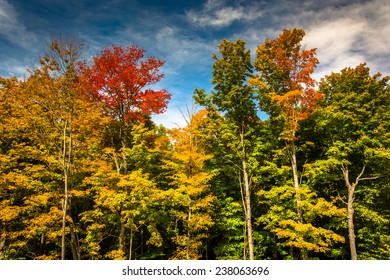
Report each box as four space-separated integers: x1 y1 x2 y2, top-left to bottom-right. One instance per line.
25 37 85 260
80 124 168 260
8 37 107 259
0 77 34 259
165 109 215 259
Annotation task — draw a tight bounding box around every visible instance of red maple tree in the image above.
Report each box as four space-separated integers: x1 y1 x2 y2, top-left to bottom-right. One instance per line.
79 45 171 122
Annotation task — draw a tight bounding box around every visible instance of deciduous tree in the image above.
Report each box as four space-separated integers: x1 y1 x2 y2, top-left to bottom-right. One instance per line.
253 28 324 259
315 63 390 259
79 45 171 252
195 39 259 259
164 109 215 259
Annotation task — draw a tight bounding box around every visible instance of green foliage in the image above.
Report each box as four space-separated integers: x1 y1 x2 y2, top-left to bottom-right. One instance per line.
213 197 245 260
1 34 389 260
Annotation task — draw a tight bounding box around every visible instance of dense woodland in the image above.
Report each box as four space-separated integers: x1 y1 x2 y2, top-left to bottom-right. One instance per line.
0 28 389 260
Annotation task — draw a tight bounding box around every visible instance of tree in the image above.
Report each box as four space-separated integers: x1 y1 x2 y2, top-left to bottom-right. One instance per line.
80 123 171 260
0 39 106 259
10 37 107 260
316 63 390 259
195 39 258 259
19 36 87 259
0 77 42 259
164 109 215 259
253 28 323 259
79 45 170 164
79 45 171 252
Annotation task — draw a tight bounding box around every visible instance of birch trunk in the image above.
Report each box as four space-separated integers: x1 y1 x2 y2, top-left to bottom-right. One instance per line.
61 171 68 260
129 226 134 260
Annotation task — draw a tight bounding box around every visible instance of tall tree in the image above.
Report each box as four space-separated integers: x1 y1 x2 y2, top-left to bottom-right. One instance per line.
0 38 104 259
253 28 323 259
26 37 86 259
195 39 258 259
316 63 390 259
164 109 215 259
79 45 170 253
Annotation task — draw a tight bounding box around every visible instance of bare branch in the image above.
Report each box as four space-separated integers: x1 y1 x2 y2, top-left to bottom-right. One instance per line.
336 191 348 205
249 174 254 190
359 175 385 181
299 158 308 186
355 164 367 184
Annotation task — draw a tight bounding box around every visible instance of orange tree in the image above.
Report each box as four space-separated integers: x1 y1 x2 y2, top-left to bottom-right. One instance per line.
253 29 343 259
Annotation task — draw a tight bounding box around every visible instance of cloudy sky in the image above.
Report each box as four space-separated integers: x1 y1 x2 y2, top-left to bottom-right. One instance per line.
1 0 389 127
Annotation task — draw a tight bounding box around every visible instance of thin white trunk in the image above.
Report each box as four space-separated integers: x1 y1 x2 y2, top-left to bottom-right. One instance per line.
119 214 126 254
290 140 307 259
61 117 71 260
240 131 254 260
342 165 358 260
187 207 191 260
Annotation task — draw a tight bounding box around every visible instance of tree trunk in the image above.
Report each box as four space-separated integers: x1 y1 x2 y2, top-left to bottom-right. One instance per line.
347 189 357 260
0 234 5 260
187 207 191 260
61 118 72 260
119 136 128 258
40 232 45 255
70 222 80 260
290 140 307 260
241 131 254 260
342 166 358 260
119 215 126 254
129 226 134 260
121 139 128 175
243 221 247 260
61 176 68 260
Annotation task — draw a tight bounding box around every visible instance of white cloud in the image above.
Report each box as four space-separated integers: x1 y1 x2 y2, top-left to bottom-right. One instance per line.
0 55 32 78
154 26 217 69
115 22 217 71
234 0 390 80
152 104 190 129
0 0 37 48
355 1 390 57
303 18 367 80
301 0 390 77
186 0 263 27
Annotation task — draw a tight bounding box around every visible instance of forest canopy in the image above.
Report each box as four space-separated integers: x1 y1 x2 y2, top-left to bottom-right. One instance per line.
0 28 389 260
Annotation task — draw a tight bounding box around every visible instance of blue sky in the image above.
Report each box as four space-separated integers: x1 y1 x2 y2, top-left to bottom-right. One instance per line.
1 0 390 128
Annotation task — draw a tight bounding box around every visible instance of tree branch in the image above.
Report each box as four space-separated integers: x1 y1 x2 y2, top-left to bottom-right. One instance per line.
359 175 385 181
299 159 308 186
336 191 348 205
355 164 366 184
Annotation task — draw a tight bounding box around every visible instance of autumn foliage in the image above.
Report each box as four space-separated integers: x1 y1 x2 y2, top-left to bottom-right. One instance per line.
255 28 323 139
1 30 389 260
79 45 171 122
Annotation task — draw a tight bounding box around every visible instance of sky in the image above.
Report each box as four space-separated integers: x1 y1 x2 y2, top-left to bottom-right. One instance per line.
1 0 390 128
